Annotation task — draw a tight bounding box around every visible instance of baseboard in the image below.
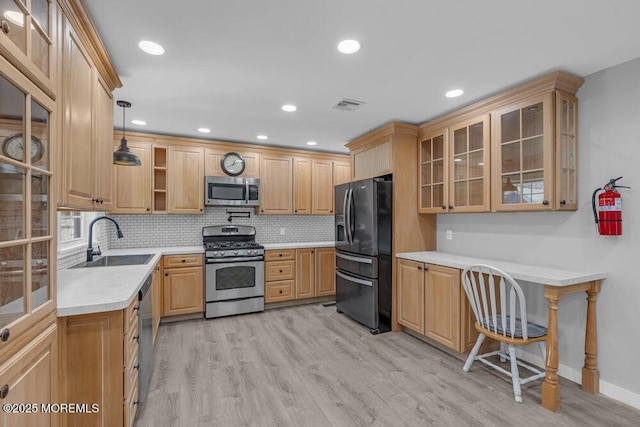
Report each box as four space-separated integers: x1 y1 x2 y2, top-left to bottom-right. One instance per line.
517 350 640 410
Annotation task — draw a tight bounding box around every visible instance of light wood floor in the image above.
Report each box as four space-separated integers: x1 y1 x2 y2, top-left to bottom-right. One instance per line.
136 304 639 427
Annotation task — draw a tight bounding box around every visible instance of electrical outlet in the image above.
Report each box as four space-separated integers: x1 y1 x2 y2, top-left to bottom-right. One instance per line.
446 230 453 240
280 227 286 235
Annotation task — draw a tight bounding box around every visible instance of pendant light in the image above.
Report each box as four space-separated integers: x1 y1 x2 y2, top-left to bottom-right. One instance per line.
113 100 141 166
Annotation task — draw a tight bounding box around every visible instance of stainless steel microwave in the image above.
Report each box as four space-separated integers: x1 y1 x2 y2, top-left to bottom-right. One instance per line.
205 176 260 206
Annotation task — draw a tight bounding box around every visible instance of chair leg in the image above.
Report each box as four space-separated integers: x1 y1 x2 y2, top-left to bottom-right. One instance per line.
463 333 485 372
499 342 507 362
508 344 522 403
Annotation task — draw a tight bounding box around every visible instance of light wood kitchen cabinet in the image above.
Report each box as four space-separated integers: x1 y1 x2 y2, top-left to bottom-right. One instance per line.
314 248 336 297
396 259 425 333
293 157 312 214
58 12 117 210
260 154 293 214
265 248 295 302
294 248 336 300
168 145 204 214
419 114 490 213
112 140 152 213
0 0 55 96
0 323 58 427
152 145 168 213
333 160 352 186
312 159 334 214
152 261 162 343
163 254 204 316
205 148 260 178
424 264 460 349
493 93 554 211
555 91 578 211
396 258 481 352
60 304 133 427
295 249 315 298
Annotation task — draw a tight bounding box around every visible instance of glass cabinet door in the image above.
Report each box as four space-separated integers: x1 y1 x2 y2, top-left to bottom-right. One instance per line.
493 93 554 211
556 91 578 211
419 130 447 213
0 0 53 88
448 114 490 212
0 60 55 351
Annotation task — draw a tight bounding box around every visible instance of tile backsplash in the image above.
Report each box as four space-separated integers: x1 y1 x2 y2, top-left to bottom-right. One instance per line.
108 207 335 248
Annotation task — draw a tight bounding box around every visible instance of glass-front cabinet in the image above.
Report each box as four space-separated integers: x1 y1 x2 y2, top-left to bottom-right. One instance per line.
555 91 578 211
0 57 55 353
419 114 490 213
492 93 554 211
0 0 54 94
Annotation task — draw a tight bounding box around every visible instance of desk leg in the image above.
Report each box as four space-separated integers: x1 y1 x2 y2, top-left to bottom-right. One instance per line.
542 288 561 412
582 280 602 394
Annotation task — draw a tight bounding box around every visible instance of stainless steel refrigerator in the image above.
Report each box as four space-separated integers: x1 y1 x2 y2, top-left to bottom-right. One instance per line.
335 176 392 334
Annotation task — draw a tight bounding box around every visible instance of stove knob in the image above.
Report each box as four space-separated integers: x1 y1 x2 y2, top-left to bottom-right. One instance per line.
233 251 239 255
214 252 221 257
249 250 256 255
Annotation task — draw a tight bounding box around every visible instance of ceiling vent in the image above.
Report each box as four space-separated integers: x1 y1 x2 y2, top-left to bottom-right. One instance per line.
332 98 365 111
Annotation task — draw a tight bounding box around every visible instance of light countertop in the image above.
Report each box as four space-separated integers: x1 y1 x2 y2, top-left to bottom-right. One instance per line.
396 251 607 286
57 246 203 317
57 241 334 317
263 241 334 250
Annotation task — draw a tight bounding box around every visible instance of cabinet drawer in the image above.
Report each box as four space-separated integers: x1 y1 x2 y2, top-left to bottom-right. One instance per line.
265 250 295 261
125 297 139 331
163 254 203 268
124 321 139 368
124 354 139 398
265 260 295 281
124 380 139 427
265 280 295 303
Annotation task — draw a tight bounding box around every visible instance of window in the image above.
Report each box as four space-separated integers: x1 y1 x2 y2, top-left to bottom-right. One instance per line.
58 211 99 252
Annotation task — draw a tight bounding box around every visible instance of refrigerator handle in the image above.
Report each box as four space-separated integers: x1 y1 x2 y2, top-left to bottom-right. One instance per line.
347 188 355 244
345 188 353 245
336 270 373 287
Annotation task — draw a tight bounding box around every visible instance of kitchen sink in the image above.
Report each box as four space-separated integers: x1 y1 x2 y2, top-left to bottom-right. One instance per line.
71 254 154 268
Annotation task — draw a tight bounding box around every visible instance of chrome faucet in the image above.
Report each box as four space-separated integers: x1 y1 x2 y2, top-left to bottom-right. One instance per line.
87 216 124 262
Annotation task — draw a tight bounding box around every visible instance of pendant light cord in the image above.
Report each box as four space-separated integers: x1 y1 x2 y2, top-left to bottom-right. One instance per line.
122 105 126 139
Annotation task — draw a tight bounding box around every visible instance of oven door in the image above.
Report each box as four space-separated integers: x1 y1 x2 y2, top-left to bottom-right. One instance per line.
205 259 264 302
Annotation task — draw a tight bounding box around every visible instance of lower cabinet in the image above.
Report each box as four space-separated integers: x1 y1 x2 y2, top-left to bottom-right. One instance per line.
162 254 204 317
151 261 162 343
265 247 336 303
60 297 138 427
0 323 58 427
396 258 478 352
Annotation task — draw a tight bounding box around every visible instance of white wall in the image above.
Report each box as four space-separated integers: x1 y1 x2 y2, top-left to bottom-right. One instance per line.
437 57 640 407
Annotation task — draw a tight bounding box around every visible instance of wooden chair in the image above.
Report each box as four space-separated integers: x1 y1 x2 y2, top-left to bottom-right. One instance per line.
461 264 547 403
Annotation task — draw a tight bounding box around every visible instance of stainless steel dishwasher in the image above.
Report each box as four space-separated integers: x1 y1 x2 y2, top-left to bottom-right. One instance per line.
138 274 153 403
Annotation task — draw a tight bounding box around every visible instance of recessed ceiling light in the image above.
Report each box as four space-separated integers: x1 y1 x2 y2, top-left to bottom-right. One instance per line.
306 141 317 146
4 11 24 26
257 135 268 140
445 89 464 98
198 128 211 133
138 40 165 55
282 104 297 112
337 39 361 54
131 119 147 126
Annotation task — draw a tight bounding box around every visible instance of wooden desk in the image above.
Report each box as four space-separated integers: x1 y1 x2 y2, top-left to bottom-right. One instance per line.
396 251 607 412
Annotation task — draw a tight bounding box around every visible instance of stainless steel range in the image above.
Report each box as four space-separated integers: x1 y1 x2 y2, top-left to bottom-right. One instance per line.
203 225 265 318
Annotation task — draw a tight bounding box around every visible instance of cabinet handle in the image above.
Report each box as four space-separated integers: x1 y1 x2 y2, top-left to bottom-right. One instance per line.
279 290 283 294
279 270 283 273
146 208 151 212
311 250 314 254
0 384 8 399
165 272 169 277
134 335 139 342
417 266 422 270
542 200 549 206
134 304 140 311
560 200 566 206
200 208 203 212
1 20 10 35
0 328 10 342
279 253 283 257
261 209 264 213
134 401 139 406
295 209 298 213
181 259 186 263
448 205 454 210
441 206 446 210
134 364 139 370
155 266 160 271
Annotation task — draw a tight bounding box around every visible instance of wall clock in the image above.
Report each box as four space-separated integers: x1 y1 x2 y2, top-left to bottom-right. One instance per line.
2 133 44 163
220 152 245 176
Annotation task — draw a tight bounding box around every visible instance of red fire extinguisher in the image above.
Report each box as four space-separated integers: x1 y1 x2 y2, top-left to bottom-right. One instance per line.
592 177 630 235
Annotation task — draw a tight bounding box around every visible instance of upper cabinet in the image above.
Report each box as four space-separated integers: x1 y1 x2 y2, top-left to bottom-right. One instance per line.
0 0 55 97
205 148 260 178
167 145 204 214
419 71 584 213
311 159 333 214
56 2 121 211
419 115 490 213
112 139 152 213
260 154 293 214
333 160 351 186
